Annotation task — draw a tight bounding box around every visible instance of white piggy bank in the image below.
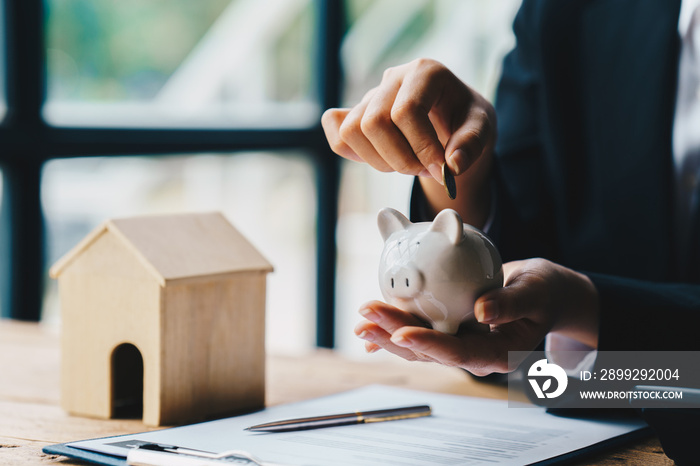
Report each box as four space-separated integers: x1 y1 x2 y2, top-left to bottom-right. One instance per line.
377 208 503 334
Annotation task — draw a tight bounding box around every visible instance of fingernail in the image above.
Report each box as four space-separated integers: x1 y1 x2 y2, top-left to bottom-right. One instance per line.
356 329 370 339
366 343 381 353
428 163 444 185
418 169 431 178
359 307 380 322
391 334 413 347
447 149 467 176
476 300 499 323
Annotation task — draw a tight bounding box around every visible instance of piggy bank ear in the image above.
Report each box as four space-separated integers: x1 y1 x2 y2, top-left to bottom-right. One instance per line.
378 208 411 241
429 209 464 245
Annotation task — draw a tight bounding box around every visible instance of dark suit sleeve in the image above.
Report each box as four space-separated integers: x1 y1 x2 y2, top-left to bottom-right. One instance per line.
589 273 700 351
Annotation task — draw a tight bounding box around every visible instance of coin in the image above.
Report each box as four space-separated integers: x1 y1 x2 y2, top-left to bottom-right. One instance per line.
442 163 457 200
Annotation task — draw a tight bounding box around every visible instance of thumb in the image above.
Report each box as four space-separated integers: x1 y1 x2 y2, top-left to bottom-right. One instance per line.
474 278 543 325
444 107 495 176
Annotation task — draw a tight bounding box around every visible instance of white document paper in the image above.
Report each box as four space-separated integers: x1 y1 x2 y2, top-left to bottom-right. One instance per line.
68 385 647 465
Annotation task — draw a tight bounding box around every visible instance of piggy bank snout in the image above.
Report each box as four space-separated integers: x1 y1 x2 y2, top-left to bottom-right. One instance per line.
383 265 424 299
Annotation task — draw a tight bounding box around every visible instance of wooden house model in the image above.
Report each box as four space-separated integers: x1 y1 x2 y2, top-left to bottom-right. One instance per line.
49 212 272 426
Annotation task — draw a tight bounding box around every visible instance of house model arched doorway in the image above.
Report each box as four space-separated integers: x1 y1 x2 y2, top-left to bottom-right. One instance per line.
111 343 144 419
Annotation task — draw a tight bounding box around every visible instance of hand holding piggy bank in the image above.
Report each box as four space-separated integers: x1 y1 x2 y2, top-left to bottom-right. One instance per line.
377 208 503 334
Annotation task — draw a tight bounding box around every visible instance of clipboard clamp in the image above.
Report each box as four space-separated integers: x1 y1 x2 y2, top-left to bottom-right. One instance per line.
127 442 267 466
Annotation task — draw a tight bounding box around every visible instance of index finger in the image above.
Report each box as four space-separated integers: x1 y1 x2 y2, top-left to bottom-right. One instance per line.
359 300 429 334
321 108 362 162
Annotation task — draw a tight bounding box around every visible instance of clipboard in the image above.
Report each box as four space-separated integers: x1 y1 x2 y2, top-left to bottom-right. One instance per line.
44 439 276 466
43 385 650 466
44 440 128 466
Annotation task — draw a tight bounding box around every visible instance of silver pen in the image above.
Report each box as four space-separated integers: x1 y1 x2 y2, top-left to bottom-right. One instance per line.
245 404 432 432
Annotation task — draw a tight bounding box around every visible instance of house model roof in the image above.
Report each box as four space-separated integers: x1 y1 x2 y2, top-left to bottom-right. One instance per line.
50 212 273 286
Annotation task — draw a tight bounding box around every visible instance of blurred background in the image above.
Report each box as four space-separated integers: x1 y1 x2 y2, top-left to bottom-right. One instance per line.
0 0 521 358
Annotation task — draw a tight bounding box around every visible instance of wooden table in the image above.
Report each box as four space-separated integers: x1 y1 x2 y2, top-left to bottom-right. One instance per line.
0 320 672 465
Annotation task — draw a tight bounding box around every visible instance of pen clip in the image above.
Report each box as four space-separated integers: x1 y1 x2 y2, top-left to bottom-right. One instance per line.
362 410 432 423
